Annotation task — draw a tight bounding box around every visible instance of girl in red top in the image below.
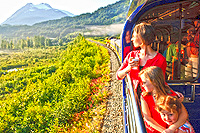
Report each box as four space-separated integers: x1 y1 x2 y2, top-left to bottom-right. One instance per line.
156 96 195 133
138 66 188 133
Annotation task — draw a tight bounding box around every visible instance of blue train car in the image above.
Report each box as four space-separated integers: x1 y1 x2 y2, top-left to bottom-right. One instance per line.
114 0 200 132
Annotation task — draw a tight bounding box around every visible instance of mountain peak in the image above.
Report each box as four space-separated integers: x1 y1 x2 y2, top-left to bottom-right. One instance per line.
35 3 52 10
1 3 74 26
26 3 33 5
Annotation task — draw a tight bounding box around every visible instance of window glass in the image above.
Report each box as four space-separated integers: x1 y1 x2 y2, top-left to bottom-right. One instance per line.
136 1 200 81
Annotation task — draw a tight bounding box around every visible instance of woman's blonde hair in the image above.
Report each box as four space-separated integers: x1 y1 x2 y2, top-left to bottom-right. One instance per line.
138 66 171 100
156 95 182 114
133 22 155 45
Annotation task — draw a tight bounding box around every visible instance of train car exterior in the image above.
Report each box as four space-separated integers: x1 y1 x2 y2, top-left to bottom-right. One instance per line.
113 0 200 132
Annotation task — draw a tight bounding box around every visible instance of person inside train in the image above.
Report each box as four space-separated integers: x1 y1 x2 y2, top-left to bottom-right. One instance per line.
162 41 169 58
123 30 137 59
184 30 195 78
123 30 132 59
165 40 178 65
165 40 179 80
189 20 199 77
185 27 195 59
156 95 195 133
165 37 188 80
194 20 200 48
185 22 199 78
116 22 167 96
138 66 188 133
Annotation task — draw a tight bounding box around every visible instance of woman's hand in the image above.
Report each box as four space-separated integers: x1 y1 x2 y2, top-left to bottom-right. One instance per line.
116 57 136 79
128 57 139 70
126 57 133 71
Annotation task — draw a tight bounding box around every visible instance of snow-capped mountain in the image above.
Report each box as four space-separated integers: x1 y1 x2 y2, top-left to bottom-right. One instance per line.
1 3 74 26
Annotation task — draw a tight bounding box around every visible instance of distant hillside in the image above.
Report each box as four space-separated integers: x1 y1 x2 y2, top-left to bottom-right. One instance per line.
1 3 74 26
0 0 140 39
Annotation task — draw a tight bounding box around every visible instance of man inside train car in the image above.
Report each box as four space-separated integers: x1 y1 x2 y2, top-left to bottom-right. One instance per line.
166 39 187 80
165 40 179 80
184 20 199 79
188 20 200 78
194 20 200 46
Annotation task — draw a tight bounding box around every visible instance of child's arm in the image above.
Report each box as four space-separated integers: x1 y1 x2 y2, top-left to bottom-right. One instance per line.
141 96 166 132
167 103 188 132
175 91 184 102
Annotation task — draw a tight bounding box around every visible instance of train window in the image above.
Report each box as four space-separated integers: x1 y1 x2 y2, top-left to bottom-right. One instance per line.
137 1 200 82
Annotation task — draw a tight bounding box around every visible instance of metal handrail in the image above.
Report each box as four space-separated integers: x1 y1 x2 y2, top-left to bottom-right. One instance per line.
124 74 147 133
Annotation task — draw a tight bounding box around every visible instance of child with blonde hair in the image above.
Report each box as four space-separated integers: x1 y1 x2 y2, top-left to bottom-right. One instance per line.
156 95 195 133
138 66 188 133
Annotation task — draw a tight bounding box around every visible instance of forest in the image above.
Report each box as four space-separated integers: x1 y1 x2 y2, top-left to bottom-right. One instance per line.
0 35 111 132
0 35 75 52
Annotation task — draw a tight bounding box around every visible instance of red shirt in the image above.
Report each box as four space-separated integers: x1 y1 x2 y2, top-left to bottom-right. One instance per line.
123 46 131 59
117 50 167 91
142 90 177 133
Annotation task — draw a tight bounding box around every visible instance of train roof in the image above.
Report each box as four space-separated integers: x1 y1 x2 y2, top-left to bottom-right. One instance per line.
127 0 200 23
121 0 200 61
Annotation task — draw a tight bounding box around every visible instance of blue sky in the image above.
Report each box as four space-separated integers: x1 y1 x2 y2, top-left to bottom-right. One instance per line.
0 0 120 24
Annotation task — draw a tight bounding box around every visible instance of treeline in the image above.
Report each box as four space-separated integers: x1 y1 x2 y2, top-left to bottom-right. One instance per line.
0 46 63 73
0 36 52 49
0 0 130 39
0 35 110 132
0 35 75 50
